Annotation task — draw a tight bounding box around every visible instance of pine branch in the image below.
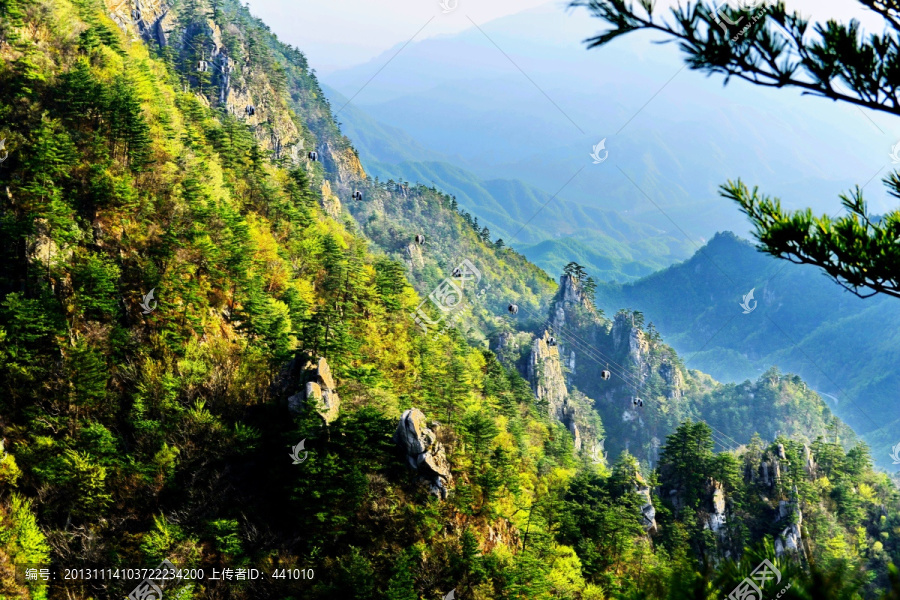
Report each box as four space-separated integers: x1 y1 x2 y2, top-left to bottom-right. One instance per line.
572 0 900 116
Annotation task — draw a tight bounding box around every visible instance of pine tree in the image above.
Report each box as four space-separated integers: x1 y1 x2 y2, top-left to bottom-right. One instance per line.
385 550 418 600
106 75 152 170
574 0 900 300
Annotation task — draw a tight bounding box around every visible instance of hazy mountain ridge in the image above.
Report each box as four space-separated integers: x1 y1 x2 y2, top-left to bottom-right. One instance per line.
323 3 895 238
593 232 900 469
324 85 694 282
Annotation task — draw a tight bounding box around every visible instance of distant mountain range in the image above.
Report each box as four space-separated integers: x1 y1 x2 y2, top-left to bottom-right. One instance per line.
593 231 900 469
327 85 694 282
323 2 895 248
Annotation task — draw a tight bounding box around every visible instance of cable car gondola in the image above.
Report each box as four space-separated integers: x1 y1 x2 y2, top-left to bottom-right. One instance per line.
548 336 557 347
352 190 363 201
601 366 611 381
508 303 518 315
415 234 425 245
308 151 318 161
246 105 256 116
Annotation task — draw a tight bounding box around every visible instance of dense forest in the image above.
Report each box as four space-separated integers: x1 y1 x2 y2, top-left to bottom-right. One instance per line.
0 0 899 598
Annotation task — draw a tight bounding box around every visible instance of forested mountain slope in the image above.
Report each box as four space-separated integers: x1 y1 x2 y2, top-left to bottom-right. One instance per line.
0 0 898 598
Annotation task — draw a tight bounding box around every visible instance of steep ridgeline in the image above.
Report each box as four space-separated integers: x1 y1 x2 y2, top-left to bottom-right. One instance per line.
496 274 858 470
594 231 900 470
106 0 561 325
341 179 559 341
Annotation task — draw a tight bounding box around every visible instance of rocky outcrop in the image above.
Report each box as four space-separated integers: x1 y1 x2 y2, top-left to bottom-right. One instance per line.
549 274 587 331
107 0 306 159
612 312 650 368
393 409 453 500
320 180 342 219
775 499 803 558
108 0 176 46
706 481 727 537
285 356 340 424
527 330 591 451
528 330 569 420
405 242 425 269
803 444 817 476
658 361 684 399
636 473 658 533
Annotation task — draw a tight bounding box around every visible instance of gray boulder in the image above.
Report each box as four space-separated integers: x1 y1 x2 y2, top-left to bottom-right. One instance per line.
394 408 453 499
287 356 340 424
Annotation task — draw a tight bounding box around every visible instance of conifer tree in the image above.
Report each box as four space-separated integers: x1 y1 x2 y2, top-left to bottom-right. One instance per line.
574 0 900 300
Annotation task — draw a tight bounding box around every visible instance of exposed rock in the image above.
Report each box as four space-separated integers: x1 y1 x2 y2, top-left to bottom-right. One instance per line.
635 473 657 533
612 312 650 366
523 332 600 453
496 331 517 352
658 361 684 399
320 180 342 219
706 482 727 537
775 524 802 557
286 356 340 424
775 501 803 558
803 444 817 476
393 409 453 500
405 242 425 269
527 330 568 416
28 218 64 272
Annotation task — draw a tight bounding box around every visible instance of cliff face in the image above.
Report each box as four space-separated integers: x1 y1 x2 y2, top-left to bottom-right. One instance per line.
541 275 692 468
527 330 568 418
526 330 589 451
106 0 365 194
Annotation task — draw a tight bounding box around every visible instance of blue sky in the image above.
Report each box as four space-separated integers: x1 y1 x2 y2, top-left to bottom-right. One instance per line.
245 0 887 73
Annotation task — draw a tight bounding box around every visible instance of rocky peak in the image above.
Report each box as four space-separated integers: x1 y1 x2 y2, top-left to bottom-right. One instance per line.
549 274 590 331
612 312 649 363
393 409 453 500
284 356 341 424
